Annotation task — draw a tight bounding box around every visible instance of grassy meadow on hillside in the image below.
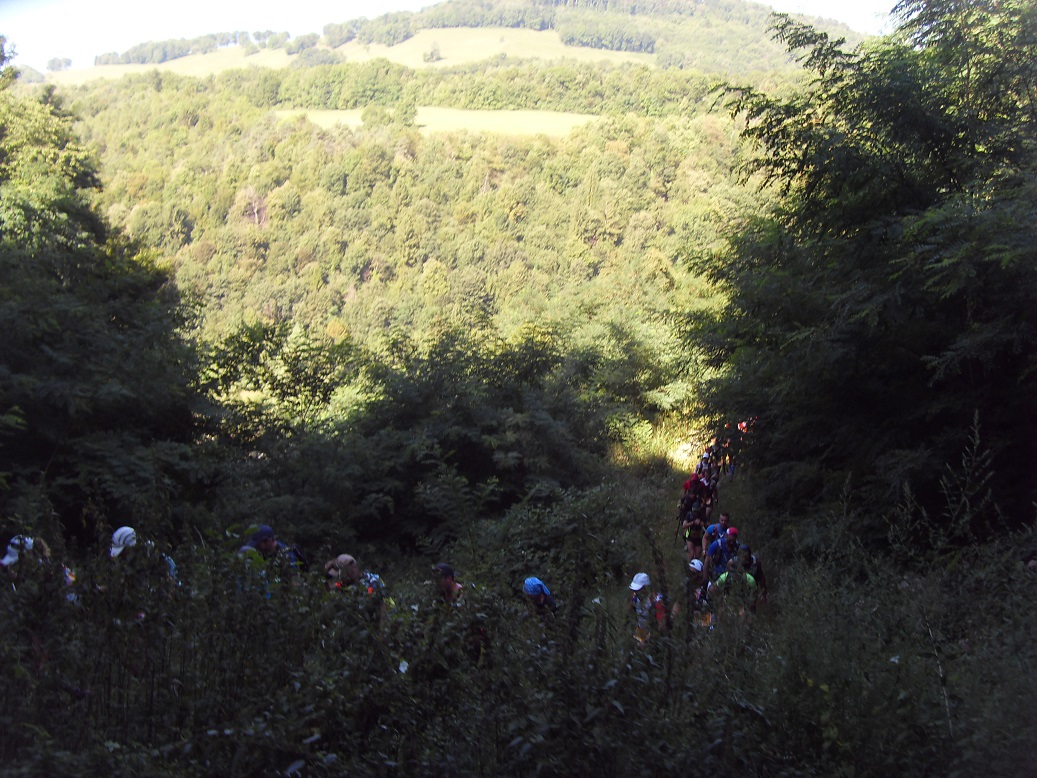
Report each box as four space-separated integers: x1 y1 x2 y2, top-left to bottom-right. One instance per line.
275 106 600 136
46 46 294 85
45 27 655 88
336 27 657 69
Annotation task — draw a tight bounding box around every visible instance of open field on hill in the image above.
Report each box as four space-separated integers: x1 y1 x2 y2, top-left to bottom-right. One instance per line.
275 106 600 136
46 46 293 85
338 27 656 69
44 27 655 87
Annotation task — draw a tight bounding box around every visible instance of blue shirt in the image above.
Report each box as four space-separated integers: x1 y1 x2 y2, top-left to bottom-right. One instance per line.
708 538 738 576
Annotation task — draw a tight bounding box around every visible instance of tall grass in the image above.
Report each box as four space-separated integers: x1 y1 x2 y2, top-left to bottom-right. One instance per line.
3 476 1034 775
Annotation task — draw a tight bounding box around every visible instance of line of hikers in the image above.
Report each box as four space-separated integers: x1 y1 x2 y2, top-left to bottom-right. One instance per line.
3 516 757 652
2 433 763 658
627 436 767 643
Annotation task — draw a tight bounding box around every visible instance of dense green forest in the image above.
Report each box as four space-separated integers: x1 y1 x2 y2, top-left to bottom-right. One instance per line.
2 0 1036 773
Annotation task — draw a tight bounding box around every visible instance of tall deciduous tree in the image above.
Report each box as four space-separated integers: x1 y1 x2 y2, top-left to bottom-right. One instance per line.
698 3 1037 529
0 46 194 538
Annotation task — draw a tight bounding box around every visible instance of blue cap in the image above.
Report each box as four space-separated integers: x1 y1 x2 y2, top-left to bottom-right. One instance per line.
251 525 275 543
523 577 549 597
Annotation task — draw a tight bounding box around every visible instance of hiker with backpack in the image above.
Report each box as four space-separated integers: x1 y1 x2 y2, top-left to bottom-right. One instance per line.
325 553 390 625
702 512 732 558
680 509 707 562
684 558 711 627
629 572 669 644
737 544 767 607
237 524 307 594
709 567 759 624
706 526 741 581
1 535 76 597
522 576 559 614
110 526 178 588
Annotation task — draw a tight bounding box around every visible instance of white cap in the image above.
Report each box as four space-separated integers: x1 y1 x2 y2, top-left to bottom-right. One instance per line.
688 559 704 572
629 572 651 591
1 535 33 566
111 526 137 557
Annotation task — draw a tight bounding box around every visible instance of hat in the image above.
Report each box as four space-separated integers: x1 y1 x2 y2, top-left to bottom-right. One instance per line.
111 526 137 557
433 562 455 579
688 559 704 572
251 525 275 544
325 554 356 576
2 535 33 566
629 572 651 591
523 577 549 597
726 527 739 538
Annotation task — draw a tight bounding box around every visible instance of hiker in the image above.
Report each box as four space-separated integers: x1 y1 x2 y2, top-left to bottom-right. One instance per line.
709 568 759 623
102 526 181 679
706 526 740 580
676 489 701 523
3 534 42 571
702 512 732 557
1 534 77 599
629 572 669 644
325 553 379 592
700 470 719 510
680 510 707 562
686 558 708 603
111 526 178 585
720 433 736 479
433 562 465 604
430 562 489 663
695 452 711 477
737 544 767 606
682 472 705 501
325 553 388 624
522 576 558 613
238 524 305 581
1 534 36 581
105 526 180 623
1 534 78 678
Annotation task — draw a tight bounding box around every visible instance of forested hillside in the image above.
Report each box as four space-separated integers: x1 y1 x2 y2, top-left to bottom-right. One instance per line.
40 52 751 552
1 0 1036 773
70 0 864 78
67 64 740 341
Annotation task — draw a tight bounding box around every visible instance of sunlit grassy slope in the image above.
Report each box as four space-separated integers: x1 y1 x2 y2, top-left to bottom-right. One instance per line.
337 27 655 69
46 27 654 88
275 106 599 137
45 27 647 136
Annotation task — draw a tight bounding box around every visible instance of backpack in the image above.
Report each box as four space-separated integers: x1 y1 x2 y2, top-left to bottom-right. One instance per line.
287 544 310 573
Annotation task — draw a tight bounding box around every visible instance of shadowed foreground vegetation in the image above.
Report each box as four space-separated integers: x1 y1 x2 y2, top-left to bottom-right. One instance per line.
3 476 1036 776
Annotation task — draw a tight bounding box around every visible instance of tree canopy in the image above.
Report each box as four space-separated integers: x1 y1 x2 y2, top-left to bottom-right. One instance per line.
0 46 194 539
698 3 1037 532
